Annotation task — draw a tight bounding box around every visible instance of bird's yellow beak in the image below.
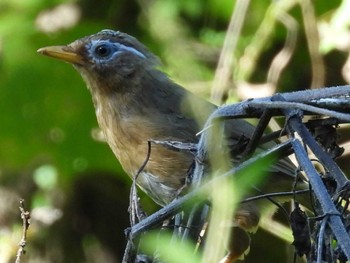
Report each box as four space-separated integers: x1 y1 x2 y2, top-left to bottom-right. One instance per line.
37 46 84 64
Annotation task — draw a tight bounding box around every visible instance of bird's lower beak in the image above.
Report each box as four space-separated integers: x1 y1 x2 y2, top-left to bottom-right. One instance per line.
37 46 84 65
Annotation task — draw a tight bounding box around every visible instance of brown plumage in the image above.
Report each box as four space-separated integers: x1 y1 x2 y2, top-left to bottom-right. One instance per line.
38 29 305 261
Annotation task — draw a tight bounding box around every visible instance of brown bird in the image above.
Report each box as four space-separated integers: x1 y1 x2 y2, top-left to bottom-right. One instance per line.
38 30 304 261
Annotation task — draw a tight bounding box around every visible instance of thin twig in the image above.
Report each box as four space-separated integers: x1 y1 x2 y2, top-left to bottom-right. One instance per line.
149 139 197 153
236 0 297 81
316 217 328 263
241 109 273 159
121 240 136 263
129 141 152 225
211 86 350 120
249 100 350 122
299 0 325 88
15 199 30 263
242 189 310 203
267 11 298 86
211 0 251 104
124 141 153 263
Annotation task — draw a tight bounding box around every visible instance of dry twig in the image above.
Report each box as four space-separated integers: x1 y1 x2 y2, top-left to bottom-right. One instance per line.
15 199 30 263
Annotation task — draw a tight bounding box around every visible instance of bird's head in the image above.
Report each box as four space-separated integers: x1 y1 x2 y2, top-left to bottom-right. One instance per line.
38 29 161 94
38 29 214 129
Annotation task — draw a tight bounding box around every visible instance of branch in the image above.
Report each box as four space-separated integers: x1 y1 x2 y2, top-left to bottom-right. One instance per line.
15 199 30 263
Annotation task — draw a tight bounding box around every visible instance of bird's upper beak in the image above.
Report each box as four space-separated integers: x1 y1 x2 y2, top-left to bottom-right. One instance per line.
37 45 84 65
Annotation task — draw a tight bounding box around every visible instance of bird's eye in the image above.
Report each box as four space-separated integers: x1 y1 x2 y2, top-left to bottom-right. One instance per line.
94 44 112 58
88 40 145 62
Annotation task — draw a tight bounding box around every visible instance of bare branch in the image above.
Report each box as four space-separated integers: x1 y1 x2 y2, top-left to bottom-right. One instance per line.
15 199 30 263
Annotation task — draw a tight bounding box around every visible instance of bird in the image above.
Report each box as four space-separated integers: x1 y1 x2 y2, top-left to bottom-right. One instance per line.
38 29 306 261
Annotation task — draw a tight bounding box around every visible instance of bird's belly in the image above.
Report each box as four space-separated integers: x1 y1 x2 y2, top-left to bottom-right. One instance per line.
136 171 181 206
132 145 193 206
110 138 193 206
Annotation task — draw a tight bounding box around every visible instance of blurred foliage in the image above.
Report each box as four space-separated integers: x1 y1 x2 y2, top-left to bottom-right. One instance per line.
140 231 200 263
0 0 350 262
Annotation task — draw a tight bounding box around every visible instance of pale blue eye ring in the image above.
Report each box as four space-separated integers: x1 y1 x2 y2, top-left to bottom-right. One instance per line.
94 44 113 58
88 40 146 63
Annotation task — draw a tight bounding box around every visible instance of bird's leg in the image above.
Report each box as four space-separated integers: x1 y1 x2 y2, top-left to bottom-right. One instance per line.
129 181 147 225
128 142 153 225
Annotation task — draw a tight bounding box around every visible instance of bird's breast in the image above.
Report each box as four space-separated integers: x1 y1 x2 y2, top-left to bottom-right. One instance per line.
93 94 194 205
